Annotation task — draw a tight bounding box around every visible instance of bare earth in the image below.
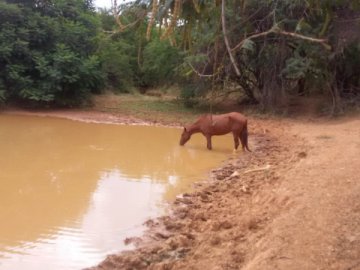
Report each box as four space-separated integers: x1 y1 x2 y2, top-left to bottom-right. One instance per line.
4 108 360 270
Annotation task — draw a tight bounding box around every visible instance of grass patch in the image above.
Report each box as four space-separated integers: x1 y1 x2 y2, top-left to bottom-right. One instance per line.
92 93 211 125
91 91 256 125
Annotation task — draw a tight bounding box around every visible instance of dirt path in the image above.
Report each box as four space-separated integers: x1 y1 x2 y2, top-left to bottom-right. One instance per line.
245 117 360 270
4 107 359 269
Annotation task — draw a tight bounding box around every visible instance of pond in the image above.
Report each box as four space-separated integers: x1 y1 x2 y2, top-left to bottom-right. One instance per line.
0 114 233 270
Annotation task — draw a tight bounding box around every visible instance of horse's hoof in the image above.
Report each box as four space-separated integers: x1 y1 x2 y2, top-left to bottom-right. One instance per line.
232 149 238 154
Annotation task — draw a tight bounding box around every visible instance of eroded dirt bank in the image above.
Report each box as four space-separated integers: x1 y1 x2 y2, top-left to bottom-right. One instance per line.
4 108 359 270
84 117 299 270
83 114 359 270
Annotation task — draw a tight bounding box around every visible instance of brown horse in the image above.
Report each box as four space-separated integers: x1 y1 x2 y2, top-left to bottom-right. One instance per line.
179 112 251 151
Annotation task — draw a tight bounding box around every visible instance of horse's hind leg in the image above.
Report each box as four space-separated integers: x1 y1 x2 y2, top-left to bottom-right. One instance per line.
239 132 245 151
232 132 240 150
239 125 251 152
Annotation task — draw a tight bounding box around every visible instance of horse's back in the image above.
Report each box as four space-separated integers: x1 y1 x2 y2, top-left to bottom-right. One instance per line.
202 113 242 135
197 112 247 134
227 112 247 122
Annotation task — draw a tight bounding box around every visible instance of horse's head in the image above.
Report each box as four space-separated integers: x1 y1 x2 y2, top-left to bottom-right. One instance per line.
179 127 191 146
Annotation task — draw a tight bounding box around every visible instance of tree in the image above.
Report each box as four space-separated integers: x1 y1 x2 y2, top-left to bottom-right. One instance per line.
0 0 103 106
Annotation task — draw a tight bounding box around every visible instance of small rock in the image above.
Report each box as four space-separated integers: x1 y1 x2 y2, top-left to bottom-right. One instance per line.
229 171 240 178
221 220 233 229
175 197 193 205
210 236 221 246
155 232 172 239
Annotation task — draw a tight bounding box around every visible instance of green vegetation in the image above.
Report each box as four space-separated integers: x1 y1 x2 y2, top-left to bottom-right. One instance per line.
0 0 103 106
92 93 209 124
0 0 359 114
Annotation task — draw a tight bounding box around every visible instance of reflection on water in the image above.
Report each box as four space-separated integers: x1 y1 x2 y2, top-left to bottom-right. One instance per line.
0 114 233 270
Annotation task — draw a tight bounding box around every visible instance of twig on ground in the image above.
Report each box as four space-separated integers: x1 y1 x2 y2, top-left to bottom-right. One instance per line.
244 164 271 174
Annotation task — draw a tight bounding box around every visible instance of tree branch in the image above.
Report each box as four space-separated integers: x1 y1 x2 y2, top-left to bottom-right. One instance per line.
231 28 329 52
187 62 216 78
146 0 158 40
111 0 146 32
221 0 241 77
112 0 125 31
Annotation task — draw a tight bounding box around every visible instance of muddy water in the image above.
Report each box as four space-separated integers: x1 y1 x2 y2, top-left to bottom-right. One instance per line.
0 114 234 270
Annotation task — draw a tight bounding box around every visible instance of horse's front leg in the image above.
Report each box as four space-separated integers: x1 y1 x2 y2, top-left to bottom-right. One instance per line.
205 135 212 150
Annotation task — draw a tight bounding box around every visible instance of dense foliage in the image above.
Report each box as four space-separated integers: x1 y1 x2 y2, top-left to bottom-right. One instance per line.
0 0 103 106
0 0 359 112
151 0 360 113
96 5 182 90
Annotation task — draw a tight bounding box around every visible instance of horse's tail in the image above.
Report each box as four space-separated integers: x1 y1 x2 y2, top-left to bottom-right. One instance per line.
241 121 251 152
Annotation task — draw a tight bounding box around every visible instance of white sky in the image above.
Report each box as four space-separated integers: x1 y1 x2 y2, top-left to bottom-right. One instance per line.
94 0 112 8
94 0 134 9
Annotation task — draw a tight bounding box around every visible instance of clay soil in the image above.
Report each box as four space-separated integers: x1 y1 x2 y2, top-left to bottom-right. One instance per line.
4 100 360 270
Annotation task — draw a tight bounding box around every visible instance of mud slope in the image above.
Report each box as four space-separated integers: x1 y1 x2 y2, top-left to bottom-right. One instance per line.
88 116 360 270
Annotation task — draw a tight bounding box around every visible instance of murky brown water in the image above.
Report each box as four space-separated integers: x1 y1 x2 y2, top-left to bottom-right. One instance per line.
0 114 234 269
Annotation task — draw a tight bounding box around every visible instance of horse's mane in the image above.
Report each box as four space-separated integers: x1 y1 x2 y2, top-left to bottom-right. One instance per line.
191 114 217 126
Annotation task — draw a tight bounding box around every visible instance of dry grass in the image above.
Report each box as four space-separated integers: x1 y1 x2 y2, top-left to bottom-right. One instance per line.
91 92 215 125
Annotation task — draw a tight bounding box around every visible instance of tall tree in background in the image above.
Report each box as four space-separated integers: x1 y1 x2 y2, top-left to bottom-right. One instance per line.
128 0 360 113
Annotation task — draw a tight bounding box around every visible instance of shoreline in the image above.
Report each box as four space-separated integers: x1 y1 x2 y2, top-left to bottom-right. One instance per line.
3 104 360 270
1 108 298 269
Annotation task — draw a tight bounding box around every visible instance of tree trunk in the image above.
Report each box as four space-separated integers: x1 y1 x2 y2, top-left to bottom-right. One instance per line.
297 78 305 96
221 0 257 103
221 0 241 77
330 76 343 115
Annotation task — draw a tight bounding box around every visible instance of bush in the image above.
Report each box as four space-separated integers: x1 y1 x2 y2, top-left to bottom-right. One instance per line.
0 0 103 106
97 36 135 92
141 39 182 87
